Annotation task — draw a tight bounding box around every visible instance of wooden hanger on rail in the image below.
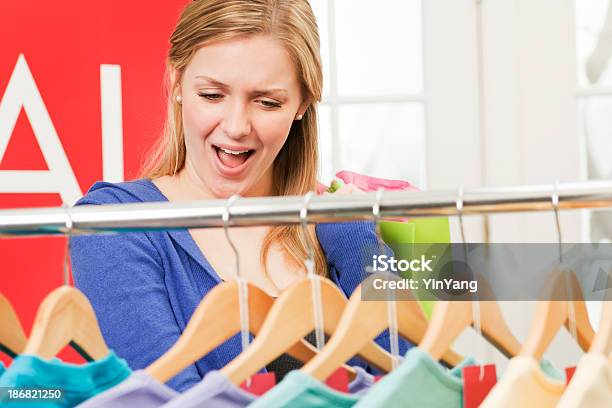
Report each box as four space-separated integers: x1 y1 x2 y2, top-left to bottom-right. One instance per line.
0 293 27 357
146 279 318 382
302 189 463 381
221 191 396 386
520 184 594 359
420 186 522 361
520 268 594 359
147 195 319 382
23 206 109 360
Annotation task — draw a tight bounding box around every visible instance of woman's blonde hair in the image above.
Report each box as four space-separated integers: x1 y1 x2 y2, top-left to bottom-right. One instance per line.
141 0 327 277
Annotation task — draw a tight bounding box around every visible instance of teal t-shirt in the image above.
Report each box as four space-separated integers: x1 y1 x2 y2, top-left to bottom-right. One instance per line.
249 370 361 408
0 351 131 407
0 361 5 378
355 347 475 408
539 358 564 381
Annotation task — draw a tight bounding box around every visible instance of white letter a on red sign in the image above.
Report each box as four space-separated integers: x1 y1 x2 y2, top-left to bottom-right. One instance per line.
0 54 81 204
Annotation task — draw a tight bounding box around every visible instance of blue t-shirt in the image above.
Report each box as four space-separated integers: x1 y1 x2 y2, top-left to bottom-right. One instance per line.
70 179 411 391
0 351 130 407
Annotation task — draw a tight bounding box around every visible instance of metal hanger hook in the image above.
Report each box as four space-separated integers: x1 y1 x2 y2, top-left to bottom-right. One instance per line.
62 204 73 286
456 185 467 245
457 186 485 379
223 195 241 279
300 191 315 276
222 194 251 365
552 184 578 339
300 190 325 350
552 182 563 264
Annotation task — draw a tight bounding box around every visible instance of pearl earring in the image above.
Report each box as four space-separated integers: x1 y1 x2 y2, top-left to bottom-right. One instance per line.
176 95 182 104
295 114 303 120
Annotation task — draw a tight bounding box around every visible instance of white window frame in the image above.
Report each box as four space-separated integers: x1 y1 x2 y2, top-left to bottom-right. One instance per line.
318 0 473 191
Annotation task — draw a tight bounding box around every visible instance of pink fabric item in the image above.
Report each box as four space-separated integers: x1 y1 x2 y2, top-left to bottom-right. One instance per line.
336 170 420 192
317 182 328 195
316 170 420 194
317 171 420 222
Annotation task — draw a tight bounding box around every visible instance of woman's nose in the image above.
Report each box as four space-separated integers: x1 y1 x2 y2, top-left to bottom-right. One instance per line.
220 101 252 140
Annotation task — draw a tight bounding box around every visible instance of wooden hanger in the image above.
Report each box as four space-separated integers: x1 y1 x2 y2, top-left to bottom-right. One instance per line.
24 209 109 360
221 276 395 385
520 267 594 359
23 285 110 360
301 275 464 381
520 187 596 359
419 276 522 361
148 195 321 382
221 191 396 385
149 194 387 382
0 293 27 357
146 280 319 383
420 186 521 361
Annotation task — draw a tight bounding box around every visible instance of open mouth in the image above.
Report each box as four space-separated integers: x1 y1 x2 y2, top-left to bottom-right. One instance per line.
212 144 256 170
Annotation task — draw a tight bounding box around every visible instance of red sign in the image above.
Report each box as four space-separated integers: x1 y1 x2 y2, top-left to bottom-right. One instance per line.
0 0 189 365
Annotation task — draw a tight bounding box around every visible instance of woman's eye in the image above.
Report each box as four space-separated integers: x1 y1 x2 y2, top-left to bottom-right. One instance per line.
198 93 224 101
258 99 282 108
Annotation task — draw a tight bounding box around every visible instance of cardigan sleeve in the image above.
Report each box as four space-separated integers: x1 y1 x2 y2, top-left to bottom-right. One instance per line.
70 191 201 392
316 221 413 373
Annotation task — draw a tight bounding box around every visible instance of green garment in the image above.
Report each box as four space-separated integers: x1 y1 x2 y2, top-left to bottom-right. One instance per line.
381 217 451 319
248 370 361 408
355 347 475 408
0 351 131 407
539 358 565 381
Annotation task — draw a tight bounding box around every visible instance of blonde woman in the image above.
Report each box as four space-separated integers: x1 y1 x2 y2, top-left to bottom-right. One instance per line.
70 0 410 391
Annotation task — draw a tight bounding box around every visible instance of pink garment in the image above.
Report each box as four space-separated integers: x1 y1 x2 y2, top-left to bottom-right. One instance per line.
317 171 419 222
336 170 419 192
317 182 328 195
317 170 419 194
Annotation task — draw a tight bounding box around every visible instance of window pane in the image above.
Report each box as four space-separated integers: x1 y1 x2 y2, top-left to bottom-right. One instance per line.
579 97 612 241
575 0 612 87
317 104 334 183
335 0 423 96
309 0 331 99
338 103 424 185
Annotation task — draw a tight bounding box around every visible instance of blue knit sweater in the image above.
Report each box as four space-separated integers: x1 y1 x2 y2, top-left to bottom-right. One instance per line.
70 179 410 391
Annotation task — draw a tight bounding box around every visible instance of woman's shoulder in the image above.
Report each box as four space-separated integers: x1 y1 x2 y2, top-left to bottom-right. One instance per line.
75 179 166 206
315 220 377 258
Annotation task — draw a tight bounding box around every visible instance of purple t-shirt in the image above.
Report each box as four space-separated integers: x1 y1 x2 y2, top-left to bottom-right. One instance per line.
161 370 255 408
349 366 376 395
161 367 375 408
77 370 178 407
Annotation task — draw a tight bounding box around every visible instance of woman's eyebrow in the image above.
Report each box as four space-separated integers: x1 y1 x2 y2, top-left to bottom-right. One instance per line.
252 88 289 98
194 75 288 97
194 75 229 88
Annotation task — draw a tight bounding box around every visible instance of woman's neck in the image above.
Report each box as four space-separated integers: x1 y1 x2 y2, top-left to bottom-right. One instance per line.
159 162 275 202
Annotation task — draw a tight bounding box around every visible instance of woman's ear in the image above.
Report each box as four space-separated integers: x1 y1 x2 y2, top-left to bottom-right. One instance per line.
295 98 311 120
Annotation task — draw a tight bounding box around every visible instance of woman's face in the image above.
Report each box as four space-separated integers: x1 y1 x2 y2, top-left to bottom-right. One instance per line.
176 34 308 198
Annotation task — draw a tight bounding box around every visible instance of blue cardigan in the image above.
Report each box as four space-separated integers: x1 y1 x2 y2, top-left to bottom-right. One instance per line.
70 179 410 391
